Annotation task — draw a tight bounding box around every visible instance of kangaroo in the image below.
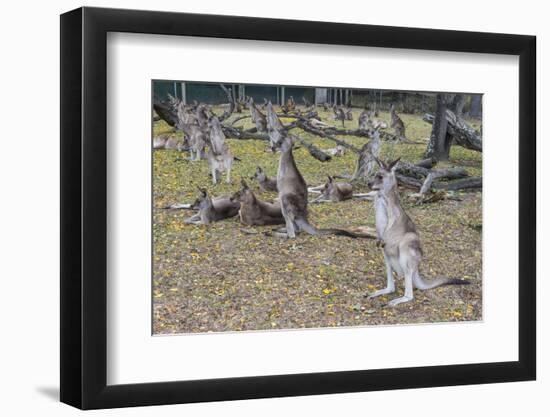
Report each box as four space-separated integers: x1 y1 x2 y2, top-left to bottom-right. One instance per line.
350 128 381 181
390 103 406 140
302 96 311 107
314 176 353 202
251 166 278 192
195 104 211 130
323 144 346 157
176 101 197 125
153 135 168 149
177 120 206 161
184 188 240 225
358 110 370 130
247 98 268 133
274 134 361 239
166 93 181 111
366 157 469 306
206 116 233 184
333 106 346 127
287 96 296 111
266 101 285 150
230 179 284 226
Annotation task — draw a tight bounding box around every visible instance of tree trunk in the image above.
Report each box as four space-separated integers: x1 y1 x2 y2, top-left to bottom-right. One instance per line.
423 111 482 152
469 94 482 118
425 94 452 161
451 94 465 119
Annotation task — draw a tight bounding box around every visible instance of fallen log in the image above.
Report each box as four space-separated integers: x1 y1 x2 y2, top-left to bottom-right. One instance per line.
397 173 481 192
433 176 482 191
289 134 332 162
423 111 482 152
297 121 361 153
415 157 437 169
221 125 330 162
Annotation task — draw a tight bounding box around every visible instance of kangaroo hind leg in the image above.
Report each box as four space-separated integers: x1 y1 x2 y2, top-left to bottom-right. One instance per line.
367 252 396 299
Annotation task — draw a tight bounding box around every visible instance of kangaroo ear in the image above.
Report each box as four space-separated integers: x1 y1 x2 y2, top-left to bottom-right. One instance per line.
388 157 401 171
327 175 333 183
374 156 385 170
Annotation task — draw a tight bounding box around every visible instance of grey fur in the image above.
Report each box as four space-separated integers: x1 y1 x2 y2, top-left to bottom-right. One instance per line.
367 158 469 306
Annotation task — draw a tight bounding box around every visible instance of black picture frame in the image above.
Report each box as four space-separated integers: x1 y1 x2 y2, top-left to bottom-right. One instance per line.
60 6 536 410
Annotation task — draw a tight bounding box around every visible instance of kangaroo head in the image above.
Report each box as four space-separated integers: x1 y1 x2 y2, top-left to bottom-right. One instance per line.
272 133 294 152
208 116 220 130
251 166 266 182
322 175 336 197
230 179 253 203
368 158 400 193
194 187 212 210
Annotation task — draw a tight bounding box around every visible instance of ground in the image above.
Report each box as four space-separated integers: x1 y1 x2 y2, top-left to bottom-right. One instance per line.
152 107 482 334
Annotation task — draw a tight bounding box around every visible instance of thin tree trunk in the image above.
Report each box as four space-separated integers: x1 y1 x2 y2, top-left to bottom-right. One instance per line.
425 93 452 161
469 94 482 118
451 94 465 119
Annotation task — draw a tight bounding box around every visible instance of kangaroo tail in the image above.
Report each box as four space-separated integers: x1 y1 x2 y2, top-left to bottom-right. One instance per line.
318 228 364 238
294 218 371 239
295 218 319 236
413 273 470 290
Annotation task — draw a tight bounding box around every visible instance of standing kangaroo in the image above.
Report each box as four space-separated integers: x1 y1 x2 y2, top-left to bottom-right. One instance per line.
352 128 381 180
230 179 285 226
251 166 278 192
247 98 268 133
390 103 406 140
184 188 240 225
358 109 370 130
177 120 206 161
266 101 285 150
366 157 469 306
274 134 360 239
206 116 234 184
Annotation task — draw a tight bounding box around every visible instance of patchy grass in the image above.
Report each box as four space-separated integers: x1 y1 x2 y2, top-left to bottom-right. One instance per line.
152 107 482 334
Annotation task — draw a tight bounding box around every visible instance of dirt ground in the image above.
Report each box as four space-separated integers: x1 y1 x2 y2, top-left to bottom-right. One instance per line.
152 108 482 334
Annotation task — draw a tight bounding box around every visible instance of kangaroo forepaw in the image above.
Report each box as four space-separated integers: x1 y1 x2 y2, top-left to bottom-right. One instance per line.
376 239 386 248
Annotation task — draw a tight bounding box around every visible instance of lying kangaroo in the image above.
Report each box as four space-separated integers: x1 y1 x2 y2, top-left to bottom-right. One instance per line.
390 103 406 140
313 176 353 202
274 134 361 239
251 166 278 192
366 157 469 306
153 135 169 149
184 188 240 225
323 145 346 157
230 179 284 226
